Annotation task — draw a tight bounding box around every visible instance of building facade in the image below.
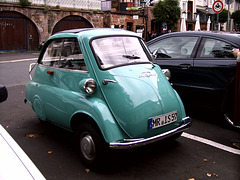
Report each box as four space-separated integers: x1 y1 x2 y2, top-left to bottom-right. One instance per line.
0 0 150 52
179 0 240 31
1 0 240 52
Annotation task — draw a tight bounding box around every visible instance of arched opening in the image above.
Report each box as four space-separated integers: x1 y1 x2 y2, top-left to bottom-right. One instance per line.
52 15 93 34
0 11 39 52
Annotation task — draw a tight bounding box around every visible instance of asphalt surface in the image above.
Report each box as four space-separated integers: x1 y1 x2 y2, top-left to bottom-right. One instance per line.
0 51 240 180
0 51 39 61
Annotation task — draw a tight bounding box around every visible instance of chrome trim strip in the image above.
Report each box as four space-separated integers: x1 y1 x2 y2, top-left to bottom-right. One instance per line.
109 117 192 149
224 114 240 129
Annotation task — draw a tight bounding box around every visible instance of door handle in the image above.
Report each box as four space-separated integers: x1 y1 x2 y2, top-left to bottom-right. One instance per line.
102 79 117 85
47 70 54 75
179 64 191 69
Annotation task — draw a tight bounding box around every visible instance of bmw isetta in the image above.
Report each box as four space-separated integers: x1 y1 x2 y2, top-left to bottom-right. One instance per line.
25 28 192 167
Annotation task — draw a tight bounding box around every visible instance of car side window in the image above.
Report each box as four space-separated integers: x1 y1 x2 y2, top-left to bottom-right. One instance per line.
198 38 236 58
40 38 88 71
149 36 198 58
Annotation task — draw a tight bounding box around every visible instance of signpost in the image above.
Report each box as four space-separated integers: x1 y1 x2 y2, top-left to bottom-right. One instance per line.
212 0 224 31
212 0 224 13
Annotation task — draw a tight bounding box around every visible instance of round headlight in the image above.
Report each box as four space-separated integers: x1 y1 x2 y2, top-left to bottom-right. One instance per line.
84 79 97 94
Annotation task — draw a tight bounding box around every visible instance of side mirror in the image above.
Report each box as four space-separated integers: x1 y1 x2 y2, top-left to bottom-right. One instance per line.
162 69 171 81
152 49 158 59
0 85 8 103
29 63 37 80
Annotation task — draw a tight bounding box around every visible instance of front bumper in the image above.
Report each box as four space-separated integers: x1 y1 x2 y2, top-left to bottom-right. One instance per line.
109 116 192 149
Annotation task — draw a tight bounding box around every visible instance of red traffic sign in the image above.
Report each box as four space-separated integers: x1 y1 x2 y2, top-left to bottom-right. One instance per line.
212 0 224 13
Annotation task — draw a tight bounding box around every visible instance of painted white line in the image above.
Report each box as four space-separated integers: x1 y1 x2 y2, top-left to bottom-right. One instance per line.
182 132 240 155
0 58 38 64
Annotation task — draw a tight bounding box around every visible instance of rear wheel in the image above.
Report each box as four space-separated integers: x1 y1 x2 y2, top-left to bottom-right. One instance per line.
75 122 107 167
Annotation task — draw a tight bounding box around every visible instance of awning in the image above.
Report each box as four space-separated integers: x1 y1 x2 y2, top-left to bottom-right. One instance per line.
197 8 215 15
126 7 144 11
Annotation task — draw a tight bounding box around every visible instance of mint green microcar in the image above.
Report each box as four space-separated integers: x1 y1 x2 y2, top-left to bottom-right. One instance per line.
25 28 192 167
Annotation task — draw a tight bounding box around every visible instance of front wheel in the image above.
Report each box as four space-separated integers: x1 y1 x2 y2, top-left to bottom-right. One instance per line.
75 122 107 167
224 113 240 129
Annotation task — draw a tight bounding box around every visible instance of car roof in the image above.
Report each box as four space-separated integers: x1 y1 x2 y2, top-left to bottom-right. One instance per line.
50 28 139 40
147 31 240 45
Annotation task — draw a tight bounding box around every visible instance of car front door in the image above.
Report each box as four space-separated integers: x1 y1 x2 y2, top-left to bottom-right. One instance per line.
91 36 183 138
148 35 200 102
192 36 238 108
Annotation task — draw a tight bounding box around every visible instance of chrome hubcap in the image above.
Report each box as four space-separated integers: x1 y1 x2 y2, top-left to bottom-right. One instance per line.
80 134 96 160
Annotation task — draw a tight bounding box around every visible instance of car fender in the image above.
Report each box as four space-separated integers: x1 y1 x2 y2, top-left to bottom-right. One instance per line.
25 82 47 121
173 89 186 118
70 97 127 144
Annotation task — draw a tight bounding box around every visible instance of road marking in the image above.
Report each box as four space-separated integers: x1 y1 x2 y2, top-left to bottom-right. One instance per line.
182 132 240 155
0 58 38 64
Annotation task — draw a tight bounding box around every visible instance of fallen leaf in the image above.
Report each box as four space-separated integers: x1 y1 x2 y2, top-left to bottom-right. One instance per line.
203 158 208 162
233 142 240 149
207 173 212 177
26 133 39 138
6 126 9 128
188 178 195 180
85 169 90 173
48 151 53 154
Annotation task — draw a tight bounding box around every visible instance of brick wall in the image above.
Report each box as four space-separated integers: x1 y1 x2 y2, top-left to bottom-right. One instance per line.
0 3 151 43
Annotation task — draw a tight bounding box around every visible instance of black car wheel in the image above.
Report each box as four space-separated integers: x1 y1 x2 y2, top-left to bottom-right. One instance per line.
75 122 107 167
224 114 240 129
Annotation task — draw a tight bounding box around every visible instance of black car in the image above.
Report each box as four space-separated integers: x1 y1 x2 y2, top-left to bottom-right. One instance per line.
147 31 240 122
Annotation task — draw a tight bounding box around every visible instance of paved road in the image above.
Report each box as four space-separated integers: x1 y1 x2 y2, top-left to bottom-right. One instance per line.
0 51 39 87
0 52 240 180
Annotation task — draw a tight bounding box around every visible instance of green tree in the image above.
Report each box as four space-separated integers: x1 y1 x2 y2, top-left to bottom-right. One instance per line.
19 0 31 7
152 0 181 32
231 10 240 24
213 9 228 24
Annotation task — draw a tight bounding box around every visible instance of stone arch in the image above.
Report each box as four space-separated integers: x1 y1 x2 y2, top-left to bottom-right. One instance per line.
52 15 93 34
0 11 40 52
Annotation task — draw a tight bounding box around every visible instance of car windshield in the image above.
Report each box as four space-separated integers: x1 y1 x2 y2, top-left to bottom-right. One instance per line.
92 36 150 69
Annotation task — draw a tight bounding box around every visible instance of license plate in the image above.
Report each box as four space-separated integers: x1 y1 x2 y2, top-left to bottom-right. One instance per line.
148 110 177 130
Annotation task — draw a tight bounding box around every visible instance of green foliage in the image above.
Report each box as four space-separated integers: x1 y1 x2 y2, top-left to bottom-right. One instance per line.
231 10 240 24
152 0 181 31
19 0 31 7
213 9 229 24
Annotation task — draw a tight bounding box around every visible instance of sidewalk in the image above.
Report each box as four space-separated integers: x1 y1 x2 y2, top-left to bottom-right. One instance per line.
0 51 40 61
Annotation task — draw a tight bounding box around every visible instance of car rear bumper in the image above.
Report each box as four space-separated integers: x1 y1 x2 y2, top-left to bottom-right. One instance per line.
109 116 192 149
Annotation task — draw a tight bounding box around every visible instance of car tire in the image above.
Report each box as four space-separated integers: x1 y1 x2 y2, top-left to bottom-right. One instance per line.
221 79 236 128
75 122 107 167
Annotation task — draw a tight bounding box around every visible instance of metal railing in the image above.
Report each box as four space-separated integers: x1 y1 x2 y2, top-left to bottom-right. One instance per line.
1 0 102 10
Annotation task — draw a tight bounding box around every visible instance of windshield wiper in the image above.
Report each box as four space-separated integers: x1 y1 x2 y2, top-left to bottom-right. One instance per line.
122 55 140 59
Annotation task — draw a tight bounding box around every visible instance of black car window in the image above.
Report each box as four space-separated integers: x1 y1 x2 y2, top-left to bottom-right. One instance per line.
148 36 198 58
40 38 88 71
198 38 236 58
